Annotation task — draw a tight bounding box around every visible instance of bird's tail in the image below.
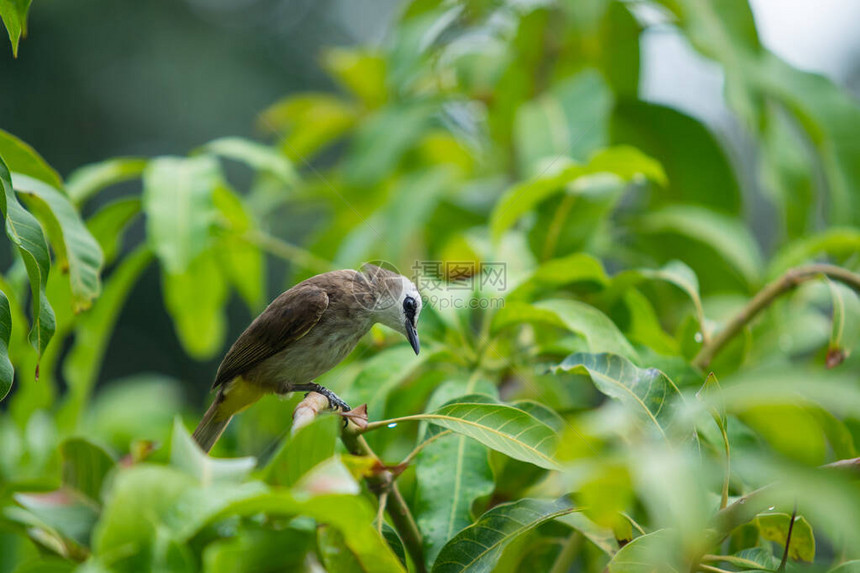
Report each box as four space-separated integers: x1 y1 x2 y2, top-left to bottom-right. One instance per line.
192 377 266 453
192 396 232 453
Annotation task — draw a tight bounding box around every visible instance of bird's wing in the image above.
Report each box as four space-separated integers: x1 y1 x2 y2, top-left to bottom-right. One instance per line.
212 285 329 389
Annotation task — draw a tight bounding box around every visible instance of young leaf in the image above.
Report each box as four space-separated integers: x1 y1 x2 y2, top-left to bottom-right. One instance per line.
0 129 63 187
202 137 296 186
607 529 679 572
142 155 219 274
85 197 141 265
826 280 860 368
213 185 265 312
15 175 105 312
697 373 730 508
756 513 815 562
554 353 681 437
0 289 13 401
431 497 577 573
0 0 32 57
170 418 256 485
493 300 639 363
60 438 116 503
0 155 56 363
65 157 148 205
263 414 339 487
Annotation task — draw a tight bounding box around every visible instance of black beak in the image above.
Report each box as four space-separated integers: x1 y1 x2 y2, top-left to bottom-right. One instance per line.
405 319 420 355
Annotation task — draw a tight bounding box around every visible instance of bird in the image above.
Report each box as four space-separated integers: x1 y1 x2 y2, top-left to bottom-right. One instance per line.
192 263 422 452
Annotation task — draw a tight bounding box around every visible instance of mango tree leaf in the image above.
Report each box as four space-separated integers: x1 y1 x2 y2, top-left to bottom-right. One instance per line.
203 526 313 573
607 529 679 572
60 438 116 503
490 146 665 242
260 93 358 161
213 185 265 312
11 490 99 550
514 70 612 176
317 525 366 573
142 155 219 274
611 101 742 213
697 373 730 508
322 47 388 109
827 280 860 367
85 197 141 265
553 353 681 437
163 248 229 359
170 418 255 485
506 253 609 301
493 300 639 363
431 497 577 573
0 290 13 401
406 399 561 470
756 513 815 562
0 155 55 363
831 561 860 573
347 344 445 417
557 512 617 555
638 205 763 290
0 0 32 56
15 175 104 312
202 137 296 186
57 247 152 430
0 129 63 187
768 228 860 278
65 157 148 205
263 414 339 487
415 379 497 566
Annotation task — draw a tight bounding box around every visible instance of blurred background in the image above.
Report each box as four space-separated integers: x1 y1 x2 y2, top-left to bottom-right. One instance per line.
2 0 860 403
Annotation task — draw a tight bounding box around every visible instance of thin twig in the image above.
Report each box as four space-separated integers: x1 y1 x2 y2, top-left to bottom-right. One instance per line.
693 264 860 369
341 429 427 573
778 502 798 572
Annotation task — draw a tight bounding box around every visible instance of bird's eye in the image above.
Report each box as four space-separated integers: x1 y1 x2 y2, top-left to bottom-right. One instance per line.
403 296 417 316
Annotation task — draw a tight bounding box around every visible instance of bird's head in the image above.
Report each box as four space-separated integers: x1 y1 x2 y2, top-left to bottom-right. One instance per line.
361 263 422 355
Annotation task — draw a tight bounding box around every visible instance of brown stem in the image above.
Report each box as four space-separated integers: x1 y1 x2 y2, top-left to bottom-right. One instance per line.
693 264 860 369
341 429 427 573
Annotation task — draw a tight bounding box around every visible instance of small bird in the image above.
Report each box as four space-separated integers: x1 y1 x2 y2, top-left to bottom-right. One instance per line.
192 263 422 452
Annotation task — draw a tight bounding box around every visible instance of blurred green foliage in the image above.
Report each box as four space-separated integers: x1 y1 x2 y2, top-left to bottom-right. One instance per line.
2 0 860 571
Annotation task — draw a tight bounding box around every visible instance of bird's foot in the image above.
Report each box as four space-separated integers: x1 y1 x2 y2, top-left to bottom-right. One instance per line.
303 383 351 413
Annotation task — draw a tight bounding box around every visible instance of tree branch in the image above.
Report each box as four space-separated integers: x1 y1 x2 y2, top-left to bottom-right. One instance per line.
693 264 860 369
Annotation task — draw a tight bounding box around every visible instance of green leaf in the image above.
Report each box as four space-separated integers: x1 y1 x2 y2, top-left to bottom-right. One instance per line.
0 129 62 188
322 48 388 108
60 438 116 503
347 344 443 417
213 185 265 312
203 526 312 573
827 280 860 365
638 205 763 290
410 399 561 470
431 497 577 573
415 379 497 566
260 93 358 161
162 248 229 359
65 157 148 205
756 512 815 562
85 197 141 265
831 561 860 573
263 414 339 487
0 154 55 363
507 253 609 301
607 529 679 572
142 155 219 274
11 490 99 550
202 137 296 186
317 525 366 573
0 0 32 57
611 101 742 213
58 247 152 430
553 353 681 437
493 300 639 363
170 418 255 485
15 175 105 312
514 70 613 176
0 290 12 401
490 146 665 242
768 228 860 277
557 512 617 555
697 373 729 508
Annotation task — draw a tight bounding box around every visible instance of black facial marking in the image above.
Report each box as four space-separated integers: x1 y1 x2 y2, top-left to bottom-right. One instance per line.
403 296 417 323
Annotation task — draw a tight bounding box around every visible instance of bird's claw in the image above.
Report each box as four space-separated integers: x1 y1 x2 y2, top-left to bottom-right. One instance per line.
306 384 351 413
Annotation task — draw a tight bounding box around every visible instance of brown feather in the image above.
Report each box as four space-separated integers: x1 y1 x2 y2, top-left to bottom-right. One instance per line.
212 285 329 389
